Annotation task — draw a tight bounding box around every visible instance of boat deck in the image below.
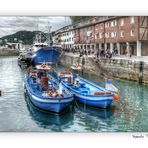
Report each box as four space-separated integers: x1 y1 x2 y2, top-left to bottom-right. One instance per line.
28 77 68 98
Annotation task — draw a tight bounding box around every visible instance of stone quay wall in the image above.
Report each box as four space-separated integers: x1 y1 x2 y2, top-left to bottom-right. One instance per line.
60 53 148 84
0 48 19 56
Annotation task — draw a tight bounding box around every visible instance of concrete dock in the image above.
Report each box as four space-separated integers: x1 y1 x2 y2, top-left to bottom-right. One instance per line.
61 52 148 84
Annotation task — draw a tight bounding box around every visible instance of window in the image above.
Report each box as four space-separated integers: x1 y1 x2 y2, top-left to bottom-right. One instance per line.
130 16 135 24
105 22 109 28
111 20 117 27
120 31 124 37
114 20 117 26
95 33 99 39
100 33 103 38
88 27 92 31
120 19 124 26
114 32 117 37
100 24 103 29
111 32 117 38
96 24 103 29
90 36 94 40
130 30 135 36
105 32 109 38
111 32 113 38
95 25 99 30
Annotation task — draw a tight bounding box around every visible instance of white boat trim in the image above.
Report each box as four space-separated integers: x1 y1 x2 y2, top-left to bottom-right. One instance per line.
75 93 113 101
30 93 73 103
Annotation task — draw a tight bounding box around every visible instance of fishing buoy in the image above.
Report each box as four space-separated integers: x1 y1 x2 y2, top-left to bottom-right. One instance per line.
113 93 120 101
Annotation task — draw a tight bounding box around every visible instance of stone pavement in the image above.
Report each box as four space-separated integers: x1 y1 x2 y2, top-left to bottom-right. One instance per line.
64 52 148 63
113 55 148 63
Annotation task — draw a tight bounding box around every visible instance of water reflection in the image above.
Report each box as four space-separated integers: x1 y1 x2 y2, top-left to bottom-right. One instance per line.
73 103 115 132
78 103 114 119
24 95 74 132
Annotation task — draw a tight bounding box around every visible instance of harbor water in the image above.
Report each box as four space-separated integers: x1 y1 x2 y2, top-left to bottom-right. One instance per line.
0 56 148 132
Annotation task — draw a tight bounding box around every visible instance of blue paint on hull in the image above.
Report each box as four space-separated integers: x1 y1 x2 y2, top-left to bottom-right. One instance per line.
32 47 61 64
28 93 72 113
75 95 113 108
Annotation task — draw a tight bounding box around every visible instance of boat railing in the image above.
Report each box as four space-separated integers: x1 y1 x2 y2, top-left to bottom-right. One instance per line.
78 76 107 92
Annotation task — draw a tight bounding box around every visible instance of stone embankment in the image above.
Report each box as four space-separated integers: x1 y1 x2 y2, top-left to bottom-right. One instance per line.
0 48 19 56
60 53 148 84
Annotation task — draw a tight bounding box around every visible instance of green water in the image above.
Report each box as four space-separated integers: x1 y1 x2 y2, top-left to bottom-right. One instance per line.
0 57 148 132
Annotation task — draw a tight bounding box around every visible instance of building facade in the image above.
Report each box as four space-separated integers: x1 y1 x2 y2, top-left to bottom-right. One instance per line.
94 16 140 56
55 16 148 56
55 25 74 49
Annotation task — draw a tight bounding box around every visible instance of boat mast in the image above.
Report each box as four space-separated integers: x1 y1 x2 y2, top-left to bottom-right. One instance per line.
47 22 52 46
35 16 42 43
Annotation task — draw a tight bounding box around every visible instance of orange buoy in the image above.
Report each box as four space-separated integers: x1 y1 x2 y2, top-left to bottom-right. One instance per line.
113 93 120 101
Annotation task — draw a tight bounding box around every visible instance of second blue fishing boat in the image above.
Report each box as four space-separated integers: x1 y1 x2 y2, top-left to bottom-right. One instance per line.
58 70 119 108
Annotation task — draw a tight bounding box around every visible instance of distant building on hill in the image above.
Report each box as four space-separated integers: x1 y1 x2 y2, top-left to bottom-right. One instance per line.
6 43 22 50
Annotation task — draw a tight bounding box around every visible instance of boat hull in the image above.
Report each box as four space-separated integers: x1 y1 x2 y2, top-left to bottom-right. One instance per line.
27 93 73 113
75 94 113 108
32 47 61 64
25 78 73 114
61 80 114 109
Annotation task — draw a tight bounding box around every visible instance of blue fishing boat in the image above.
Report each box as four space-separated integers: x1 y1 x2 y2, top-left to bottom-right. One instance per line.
58 70 119 109
24 68 74 114
32 46 61 65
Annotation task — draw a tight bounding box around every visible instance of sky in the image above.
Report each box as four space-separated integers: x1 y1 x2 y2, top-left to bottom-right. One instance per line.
0 16 71 38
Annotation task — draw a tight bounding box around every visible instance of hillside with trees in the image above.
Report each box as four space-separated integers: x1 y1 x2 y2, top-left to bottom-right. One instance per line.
0 31 46 45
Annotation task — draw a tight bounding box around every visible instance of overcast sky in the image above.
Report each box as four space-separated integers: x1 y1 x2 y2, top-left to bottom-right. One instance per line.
0 16 71 38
